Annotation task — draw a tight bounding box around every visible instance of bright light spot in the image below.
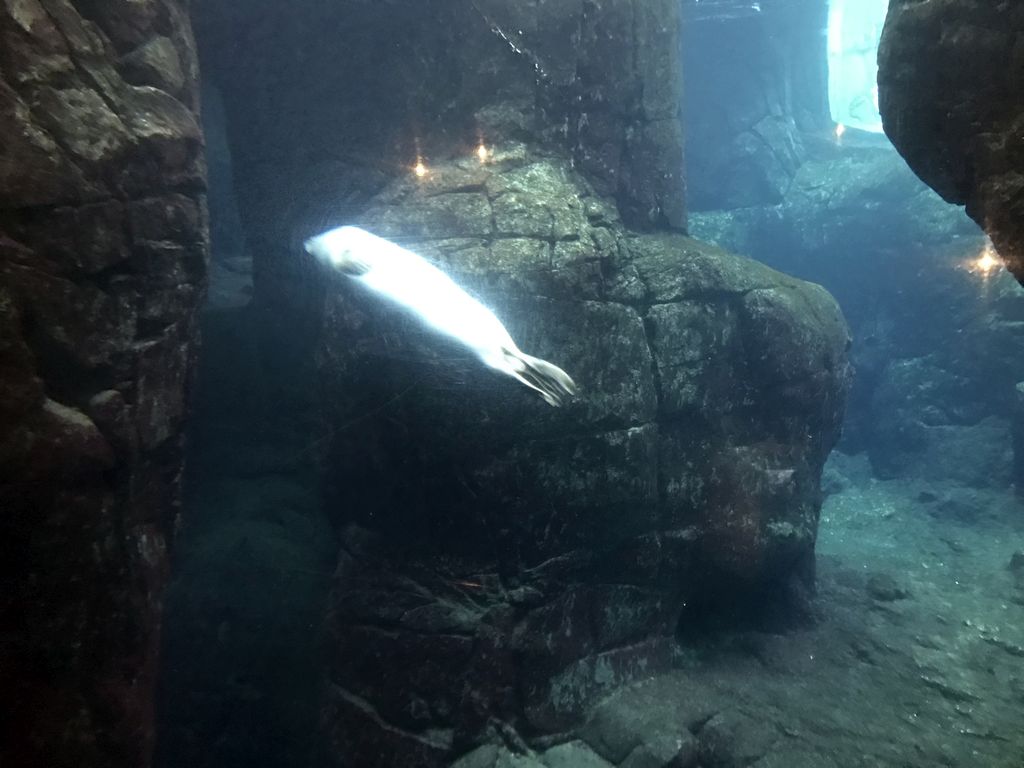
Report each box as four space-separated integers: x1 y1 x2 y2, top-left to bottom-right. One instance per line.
476 143 490 163
835 123 847 140
976 252 999 274
970 244 1001 277
414 159 428 178
827 5 844 54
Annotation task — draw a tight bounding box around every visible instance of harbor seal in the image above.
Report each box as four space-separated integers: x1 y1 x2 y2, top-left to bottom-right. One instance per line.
304 226 578 406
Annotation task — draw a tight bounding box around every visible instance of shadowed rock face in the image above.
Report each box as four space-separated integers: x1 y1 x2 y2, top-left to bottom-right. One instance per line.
0 2 207 766
878 0 1024 283
683 0 830 212
315 153 851 767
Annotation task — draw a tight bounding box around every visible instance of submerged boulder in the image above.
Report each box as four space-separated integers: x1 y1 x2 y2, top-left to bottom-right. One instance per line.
689 140 1024 482
870 357 1014 487
878 0 1024 284
314 152 850 766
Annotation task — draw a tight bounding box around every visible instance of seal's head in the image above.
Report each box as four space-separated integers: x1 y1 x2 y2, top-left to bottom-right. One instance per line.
304 225 373 276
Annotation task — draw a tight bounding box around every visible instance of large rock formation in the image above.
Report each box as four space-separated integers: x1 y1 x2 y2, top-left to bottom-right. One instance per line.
878 0 1024 284
315 152 850 767
0 2 207 766
193 1 850 765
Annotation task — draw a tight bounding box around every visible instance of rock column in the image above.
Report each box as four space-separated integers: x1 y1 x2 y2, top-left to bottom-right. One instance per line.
0 2 207 766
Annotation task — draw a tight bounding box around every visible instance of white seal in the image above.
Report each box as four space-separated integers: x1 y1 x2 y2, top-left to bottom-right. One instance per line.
304 226 578 407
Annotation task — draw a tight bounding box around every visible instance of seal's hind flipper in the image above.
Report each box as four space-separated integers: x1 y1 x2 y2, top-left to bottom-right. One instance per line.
504 349 577 407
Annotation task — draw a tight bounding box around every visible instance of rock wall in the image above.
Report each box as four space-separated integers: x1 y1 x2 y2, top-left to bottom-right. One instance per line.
0 2 207 766
471 0 686 229
878 0 1024 284
683 0 830 211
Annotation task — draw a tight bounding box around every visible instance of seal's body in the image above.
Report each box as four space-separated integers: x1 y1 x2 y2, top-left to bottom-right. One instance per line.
304 226 577 406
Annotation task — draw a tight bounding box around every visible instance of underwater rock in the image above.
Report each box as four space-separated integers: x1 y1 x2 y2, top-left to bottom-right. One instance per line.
1012 555 1024 604
687 206 788 262
1013 382 1024 490
878 0 1024 284
0 2 207 766
689 144 979 278
121 36 187 94
539 741 614 768
619 733 698 768
687 142 1015 470
450 745 545 768
1009 551 1024 574
316 155 848 766
695 709 778 768
819 450 874 498
867 357 1014 488
781 147 973 256
691 115 805 210
752 748 839 768
682 0 828 211
865 573 910 603
578 677 711 765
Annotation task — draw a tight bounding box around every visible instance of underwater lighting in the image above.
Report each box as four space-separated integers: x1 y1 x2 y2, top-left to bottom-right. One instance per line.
969 243 1001 277
827 0 888 134
476 143 491 163
413 159 428 178
834 123 847 141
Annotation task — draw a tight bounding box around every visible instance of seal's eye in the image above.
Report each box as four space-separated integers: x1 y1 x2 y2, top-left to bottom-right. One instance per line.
336 249 372 276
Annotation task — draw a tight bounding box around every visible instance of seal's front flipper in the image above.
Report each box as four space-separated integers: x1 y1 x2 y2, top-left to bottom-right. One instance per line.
503 349 578 407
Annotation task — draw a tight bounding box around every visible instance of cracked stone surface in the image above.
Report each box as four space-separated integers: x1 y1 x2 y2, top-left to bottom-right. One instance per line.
448 454 1024 768
0 2 207 766
314 149 851 767
878 0 1024 285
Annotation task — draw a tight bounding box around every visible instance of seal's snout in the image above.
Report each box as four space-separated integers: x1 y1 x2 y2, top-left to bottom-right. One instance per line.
305 234 332 262
305 228 372 276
